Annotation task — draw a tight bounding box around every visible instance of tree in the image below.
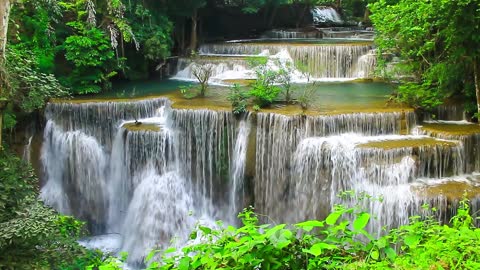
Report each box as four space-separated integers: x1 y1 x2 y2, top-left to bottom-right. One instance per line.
0 0 12 151
191 62 213 97
370 0 480 120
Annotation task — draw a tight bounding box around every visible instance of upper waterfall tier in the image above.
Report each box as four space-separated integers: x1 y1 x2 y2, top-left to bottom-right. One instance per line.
197 42 374 79
311 6 343 25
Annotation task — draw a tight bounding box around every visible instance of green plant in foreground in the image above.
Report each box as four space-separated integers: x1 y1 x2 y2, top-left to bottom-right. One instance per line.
92 197 480 270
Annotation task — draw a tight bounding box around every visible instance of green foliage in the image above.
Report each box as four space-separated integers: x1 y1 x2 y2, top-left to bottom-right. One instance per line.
6 47 69 112
297 83 317 113
228 84 250 115
62 22 119 94
370 0 480 113
179 85 200 99
248 57 282 107
0 150 103 269
1 111 16 130
96 197 480 270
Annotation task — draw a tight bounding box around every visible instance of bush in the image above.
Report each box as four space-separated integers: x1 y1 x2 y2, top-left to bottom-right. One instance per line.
228 84 250 115
0 150 103 269
100 199 480 269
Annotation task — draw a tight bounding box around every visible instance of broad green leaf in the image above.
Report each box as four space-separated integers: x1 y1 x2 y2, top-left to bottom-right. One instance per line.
404 234 421 248
145 250 157 262
265 224 286 237
385 247 397 260
326 211 342 226
296 220 324 232
178 257 190 270
371 250 379 260
199 226 212 235
353 213 370 231
307 242 337 256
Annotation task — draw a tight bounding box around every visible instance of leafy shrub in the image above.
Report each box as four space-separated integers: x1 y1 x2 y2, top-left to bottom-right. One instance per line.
62 22 119 95
227 84 250 115
6 47 69 112
94 198 480 269
0 150 101 269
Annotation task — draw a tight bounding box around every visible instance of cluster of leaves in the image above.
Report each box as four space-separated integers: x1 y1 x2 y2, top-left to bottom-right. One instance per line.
96 198 480 270
370 0 480 117
247 57 283 107
0 149 105 269
227 84 250 115
7 0 175 95
0 45 69 130
62 21 119 94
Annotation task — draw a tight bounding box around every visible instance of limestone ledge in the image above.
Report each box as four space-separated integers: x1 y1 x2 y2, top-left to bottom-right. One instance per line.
419 123 480 137
51 92 414 117
412 176 480 201
358 137 458 150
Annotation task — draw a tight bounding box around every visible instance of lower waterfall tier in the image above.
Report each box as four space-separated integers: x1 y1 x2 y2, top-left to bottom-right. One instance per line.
39 98 480 265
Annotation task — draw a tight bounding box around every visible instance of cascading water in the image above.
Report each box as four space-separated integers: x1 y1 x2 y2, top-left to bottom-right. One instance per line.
261 29 323 39
41 99 254 265
229 116 251 220
254 111 416 223
195 43 373 79
41 120 109 231
289 134 464 234
40 95 480 265
311 7 343 25
121 170 195 265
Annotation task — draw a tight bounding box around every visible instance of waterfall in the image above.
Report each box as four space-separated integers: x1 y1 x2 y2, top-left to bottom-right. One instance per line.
22 136 33 163
355 50 376 78
197 43 373 79
254 112 414 222
42 99 254 263
311 7 343 25
170 109 238 218
414 122 480 173
424 104 467 121
41 120 109 231
262 30 323 39
40 94 480 264
120 170 195 265
288 133 464 234
229 116 251 219
173 57 253 84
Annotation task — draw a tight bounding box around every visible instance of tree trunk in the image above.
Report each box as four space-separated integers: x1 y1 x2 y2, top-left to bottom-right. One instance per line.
0 0 12 152
364 8 371 24
267 6 278 28
474 58 480 122
296 5 309 28
335 0 342 9
189 9 198 54
0 101 5 149
0 0 10 58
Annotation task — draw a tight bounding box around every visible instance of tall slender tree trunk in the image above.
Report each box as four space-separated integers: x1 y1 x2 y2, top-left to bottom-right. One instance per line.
474 58 480 122
267 6 278 28
189 9 198 54
364 8 371 24
0 0 12 151
296 5 309 29
335 0 342 9
0 101 5 149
